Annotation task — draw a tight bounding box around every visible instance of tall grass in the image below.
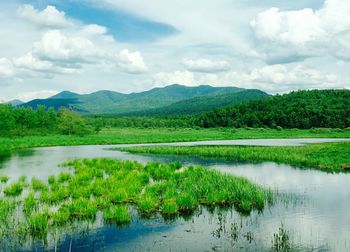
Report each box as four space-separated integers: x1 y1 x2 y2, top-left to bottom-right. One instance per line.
0 158 269 243
118 142 350 172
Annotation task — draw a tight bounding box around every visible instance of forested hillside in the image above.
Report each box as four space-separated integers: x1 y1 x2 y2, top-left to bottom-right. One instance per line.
195 90 350 129
124 89 268 116
20 84 246 115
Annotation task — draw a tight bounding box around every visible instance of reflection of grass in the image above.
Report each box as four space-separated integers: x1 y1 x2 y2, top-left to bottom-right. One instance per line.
0 158 269 243
118 142 350 172
1 127 349 152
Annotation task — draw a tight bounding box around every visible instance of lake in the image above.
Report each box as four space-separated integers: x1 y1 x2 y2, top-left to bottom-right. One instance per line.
0 139 349 251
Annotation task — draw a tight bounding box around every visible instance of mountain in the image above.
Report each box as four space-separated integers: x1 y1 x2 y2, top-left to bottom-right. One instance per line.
195 89 350 129
124 89 269 116
20 84 250 115
7 99 24 106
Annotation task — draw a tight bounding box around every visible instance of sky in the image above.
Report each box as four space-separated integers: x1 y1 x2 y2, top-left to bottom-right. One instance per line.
0 0 350 102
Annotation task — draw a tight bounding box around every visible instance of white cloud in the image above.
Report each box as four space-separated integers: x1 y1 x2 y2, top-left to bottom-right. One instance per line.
16 90 59 102
118 49 148 74
153 71 195 86
251 0 350 62
0 58 15 78
14 53 78 74
223 64 348 92
33 30 104 64
80 24 108 36
183 58 230 73
17 5 71 28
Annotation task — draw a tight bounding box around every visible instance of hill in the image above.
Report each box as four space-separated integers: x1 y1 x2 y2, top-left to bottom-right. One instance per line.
7 99 24 106
195 89 350 129
20 84 248 115
124 89 268 116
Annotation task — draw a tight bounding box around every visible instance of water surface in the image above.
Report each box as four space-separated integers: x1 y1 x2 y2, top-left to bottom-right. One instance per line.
0 139 349 251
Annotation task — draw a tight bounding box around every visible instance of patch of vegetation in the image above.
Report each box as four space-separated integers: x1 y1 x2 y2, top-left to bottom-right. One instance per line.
0 176 9 184
3 182 24 197
272 225 291 252
1 127 349 153
0 158 268 242
118 142 350 172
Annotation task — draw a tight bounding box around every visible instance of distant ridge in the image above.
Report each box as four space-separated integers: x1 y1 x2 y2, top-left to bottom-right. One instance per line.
20 84 267 116
8 99 24 106
124 89 269 116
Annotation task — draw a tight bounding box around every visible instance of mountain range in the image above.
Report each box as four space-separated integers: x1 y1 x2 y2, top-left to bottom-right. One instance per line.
18 84 269 116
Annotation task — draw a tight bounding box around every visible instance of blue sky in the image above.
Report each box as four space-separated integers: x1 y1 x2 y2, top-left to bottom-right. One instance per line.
0 0 349 101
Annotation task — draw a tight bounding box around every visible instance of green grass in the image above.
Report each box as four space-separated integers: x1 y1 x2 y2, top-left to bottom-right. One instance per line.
118 142 350 172
0 158 269 241
0 176 9 184
0 127 349 152
103 205 132 225
3 182 24 197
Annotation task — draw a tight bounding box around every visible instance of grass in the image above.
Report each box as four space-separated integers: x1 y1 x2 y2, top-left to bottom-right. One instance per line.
0 127 349 152
0 158 269 241
3 182 24 197
103 205 132 225
118 142 350 172
0 176 9 184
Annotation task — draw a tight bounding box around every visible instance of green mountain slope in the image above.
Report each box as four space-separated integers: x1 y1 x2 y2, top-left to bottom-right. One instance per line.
124 89 268 116
195 89 350 129
21 84 247 115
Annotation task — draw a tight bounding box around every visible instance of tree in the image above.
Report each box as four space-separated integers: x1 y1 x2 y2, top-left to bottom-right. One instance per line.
57 109 93 136
0 105 15 133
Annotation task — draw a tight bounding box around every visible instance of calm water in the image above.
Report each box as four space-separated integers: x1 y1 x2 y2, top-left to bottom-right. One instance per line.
0 139 349 251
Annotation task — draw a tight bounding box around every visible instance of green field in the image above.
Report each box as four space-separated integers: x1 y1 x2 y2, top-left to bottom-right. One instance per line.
117 142 350 172
1 127 349 152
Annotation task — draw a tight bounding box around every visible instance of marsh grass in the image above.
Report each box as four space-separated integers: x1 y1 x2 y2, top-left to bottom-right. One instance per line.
103 205 131 225
4 182 24 197
0 176 9 184
0 158 268 243
117 142 350 172
1 127 349 153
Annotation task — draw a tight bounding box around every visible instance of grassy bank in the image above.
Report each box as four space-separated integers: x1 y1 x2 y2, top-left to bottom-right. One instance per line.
1 127 349 152
117 142 350 172
0 159 269 241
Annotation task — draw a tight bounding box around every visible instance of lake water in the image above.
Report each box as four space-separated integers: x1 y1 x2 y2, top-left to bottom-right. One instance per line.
0 139 349 251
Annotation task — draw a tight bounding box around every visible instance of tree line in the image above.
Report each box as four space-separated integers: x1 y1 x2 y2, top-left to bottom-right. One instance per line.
0 105 96 137
194 90 350 129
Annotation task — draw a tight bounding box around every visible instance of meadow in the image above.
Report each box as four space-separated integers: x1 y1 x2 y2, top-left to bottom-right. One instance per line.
117 142 350 172
0 158 270 241
1 127 349 152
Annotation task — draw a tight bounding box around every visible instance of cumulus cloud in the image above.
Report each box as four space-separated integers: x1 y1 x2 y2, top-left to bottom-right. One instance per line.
33 30 103 64
9 30 148 78
183 58 230 73
251 0 350 63
14 53 78 75
17 5 71 28
118 49 148 74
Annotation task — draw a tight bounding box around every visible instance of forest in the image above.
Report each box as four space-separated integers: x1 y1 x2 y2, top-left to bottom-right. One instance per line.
194 89 350 129
0 105 95 137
